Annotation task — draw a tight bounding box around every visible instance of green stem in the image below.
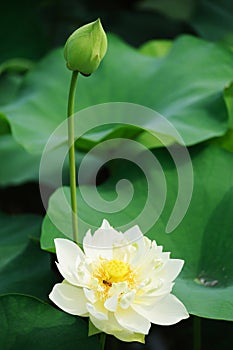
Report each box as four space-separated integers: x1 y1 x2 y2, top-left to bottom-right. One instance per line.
67 71 79 243
193 316 201 350
100 333 106 350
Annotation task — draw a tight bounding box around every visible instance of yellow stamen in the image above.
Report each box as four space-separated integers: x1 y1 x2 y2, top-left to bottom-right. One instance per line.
103 259 130 283
92 259 136 300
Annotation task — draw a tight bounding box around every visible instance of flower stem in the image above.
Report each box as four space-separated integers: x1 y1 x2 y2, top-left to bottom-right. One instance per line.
193 316 201 350
100 333 106 350
67 71 79 243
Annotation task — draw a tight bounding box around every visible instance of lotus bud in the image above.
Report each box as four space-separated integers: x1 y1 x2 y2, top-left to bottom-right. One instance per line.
64 19 107 76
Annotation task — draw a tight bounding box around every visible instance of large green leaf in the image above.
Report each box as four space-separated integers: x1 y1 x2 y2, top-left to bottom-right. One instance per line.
210 82 233 153
224 81 233 128
0 74 22 109
0 132 105 186
0 58 33 135
0 67 25 134
148 146 233 321
0 115 10 136
0 58 34 108
2 35 233 154
41 145 233 320
0 135 40 186
0 213 58 299
0 294 99 350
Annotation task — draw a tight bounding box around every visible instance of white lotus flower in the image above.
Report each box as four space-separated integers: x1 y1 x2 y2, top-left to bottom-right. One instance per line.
49 220 189 343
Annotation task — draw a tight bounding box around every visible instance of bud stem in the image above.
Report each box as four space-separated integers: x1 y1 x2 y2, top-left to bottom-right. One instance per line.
67 71 79 243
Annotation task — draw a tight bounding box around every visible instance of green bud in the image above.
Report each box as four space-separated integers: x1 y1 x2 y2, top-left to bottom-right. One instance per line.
64 19 107 75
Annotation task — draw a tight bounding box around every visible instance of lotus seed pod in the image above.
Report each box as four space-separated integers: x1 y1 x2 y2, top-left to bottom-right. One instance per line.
64 19 107 75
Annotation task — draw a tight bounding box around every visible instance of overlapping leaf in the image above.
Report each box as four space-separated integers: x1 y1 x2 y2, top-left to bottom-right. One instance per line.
0 294 99 350
0 213 58 299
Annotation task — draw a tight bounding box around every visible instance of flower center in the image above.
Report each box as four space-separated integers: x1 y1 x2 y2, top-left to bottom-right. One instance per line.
92 258 136 299
102 259 131 283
